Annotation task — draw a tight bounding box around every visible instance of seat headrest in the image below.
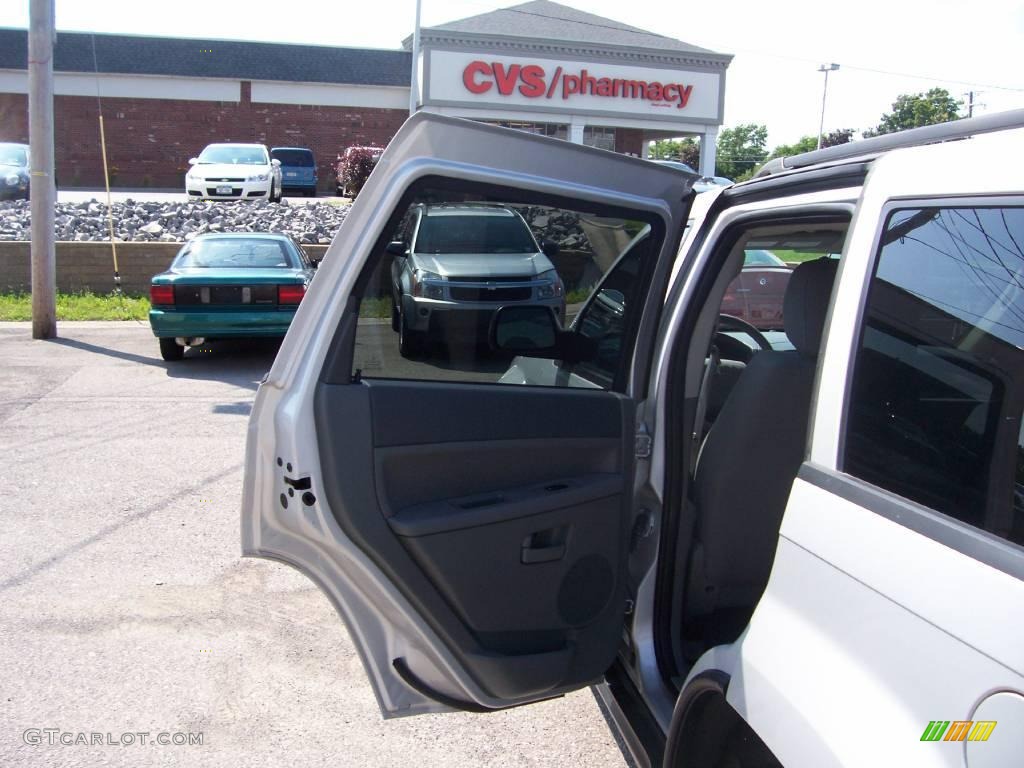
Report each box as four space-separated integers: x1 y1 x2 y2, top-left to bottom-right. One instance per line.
783 257 839 357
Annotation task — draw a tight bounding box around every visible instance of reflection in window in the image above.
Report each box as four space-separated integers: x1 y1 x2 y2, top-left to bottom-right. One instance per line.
350 187 658 391
845 206 1024 546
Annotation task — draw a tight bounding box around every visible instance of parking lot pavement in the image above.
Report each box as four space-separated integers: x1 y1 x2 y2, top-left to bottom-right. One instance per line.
0 322 628 768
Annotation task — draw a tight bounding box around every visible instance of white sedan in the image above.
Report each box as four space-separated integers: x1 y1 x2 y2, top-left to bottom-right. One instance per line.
185 143 282 202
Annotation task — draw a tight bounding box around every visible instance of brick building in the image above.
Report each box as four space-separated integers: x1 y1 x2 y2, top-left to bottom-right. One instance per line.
0 1 730 192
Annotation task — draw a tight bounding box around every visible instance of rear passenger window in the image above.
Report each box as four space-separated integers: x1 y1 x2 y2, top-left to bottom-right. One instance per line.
350 179 660 391
845 205 1024 546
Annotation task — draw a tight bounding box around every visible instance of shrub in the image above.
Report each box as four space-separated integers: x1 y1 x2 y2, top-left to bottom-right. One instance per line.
337 146 381 198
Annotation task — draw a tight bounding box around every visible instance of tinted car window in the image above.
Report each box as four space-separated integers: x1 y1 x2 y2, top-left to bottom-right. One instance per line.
349 184 658 390
272 149 315 167
570 240 646 387
0 144 27 166
742 249 785 267
415 213 537 254
175 238 296 269
845 205 1024 546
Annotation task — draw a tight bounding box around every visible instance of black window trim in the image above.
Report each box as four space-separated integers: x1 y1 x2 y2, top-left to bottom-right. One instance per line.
836 193 1024 569
798 462 1024 582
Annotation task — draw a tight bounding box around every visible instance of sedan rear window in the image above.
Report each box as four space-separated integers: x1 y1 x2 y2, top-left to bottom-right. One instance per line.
415 214 537 254
174 239 296 269
271 149 315 167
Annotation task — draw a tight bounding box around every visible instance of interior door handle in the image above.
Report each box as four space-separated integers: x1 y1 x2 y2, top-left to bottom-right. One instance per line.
521 543 565 564
521 525 568 564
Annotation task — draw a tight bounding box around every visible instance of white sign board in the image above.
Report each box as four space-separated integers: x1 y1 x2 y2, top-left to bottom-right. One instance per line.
425 50 722 122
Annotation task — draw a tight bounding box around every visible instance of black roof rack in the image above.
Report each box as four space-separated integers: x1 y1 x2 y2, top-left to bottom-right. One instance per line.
755 108 1024 178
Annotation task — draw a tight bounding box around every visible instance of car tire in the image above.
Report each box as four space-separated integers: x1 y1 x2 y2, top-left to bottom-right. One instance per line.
305 188 316 198
398 309 426 358
159 337 184 362
391 296 401 333
270 182 280 203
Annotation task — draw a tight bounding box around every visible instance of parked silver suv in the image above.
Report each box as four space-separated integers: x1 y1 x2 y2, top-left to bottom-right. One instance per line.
388 203 565 357
243 111 1024 768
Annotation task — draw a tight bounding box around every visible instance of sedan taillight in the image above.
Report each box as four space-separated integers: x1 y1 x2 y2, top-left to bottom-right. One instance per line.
278 284 306 305
150 285 175 305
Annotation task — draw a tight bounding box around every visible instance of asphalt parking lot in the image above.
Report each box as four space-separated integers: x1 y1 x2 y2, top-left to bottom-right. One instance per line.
0 321 628 767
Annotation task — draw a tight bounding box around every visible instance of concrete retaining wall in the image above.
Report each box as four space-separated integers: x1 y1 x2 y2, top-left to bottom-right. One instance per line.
0 242 329 295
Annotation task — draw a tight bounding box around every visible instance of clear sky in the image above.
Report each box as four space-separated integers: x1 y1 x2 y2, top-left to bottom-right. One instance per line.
3 0 1023 147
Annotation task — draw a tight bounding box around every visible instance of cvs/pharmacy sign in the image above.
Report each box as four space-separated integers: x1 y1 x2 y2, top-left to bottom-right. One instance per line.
425 50 722 122
462 60 694 110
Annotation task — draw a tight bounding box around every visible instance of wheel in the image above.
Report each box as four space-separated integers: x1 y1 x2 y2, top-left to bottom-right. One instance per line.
305 187 316 198
270 182 280 203
398 308 426 358
159 337 184 361
391 297 400 333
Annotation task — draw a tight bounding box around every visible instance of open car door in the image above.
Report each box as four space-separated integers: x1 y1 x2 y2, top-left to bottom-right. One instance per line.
241 113 694 716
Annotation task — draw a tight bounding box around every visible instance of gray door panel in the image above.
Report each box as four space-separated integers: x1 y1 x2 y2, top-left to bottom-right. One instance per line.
314 379 633 702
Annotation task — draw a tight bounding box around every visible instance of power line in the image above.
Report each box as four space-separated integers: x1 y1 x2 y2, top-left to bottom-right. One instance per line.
446 3 1024 94
705 43 1024 93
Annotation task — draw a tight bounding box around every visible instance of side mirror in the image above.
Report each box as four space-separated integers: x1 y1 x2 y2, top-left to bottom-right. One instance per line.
188 158 198 166
386 241 407 256
271 159 282 167
489 305 596 362
541 239 560 259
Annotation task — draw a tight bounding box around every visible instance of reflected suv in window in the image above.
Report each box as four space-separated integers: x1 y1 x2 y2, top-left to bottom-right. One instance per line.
389 204 565 357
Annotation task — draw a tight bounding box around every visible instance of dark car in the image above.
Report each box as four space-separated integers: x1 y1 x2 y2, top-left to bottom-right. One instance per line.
270 147 317 197
719 249 792 330
0 142 30 200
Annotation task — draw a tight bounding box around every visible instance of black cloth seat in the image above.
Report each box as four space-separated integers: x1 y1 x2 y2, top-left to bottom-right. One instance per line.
685 257 839 638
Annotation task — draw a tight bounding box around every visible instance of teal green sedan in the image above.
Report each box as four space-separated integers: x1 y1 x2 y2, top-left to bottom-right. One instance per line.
149 233 315 361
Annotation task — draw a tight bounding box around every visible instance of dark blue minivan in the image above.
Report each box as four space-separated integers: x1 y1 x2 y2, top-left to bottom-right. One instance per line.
270 147 317 197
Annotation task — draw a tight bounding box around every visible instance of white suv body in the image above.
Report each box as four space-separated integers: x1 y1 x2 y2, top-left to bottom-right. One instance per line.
241 112 1024 766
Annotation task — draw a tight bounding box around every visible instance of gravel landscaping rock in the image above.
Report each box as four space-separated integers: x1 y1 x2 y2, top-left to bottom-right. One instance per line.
0 198 351 243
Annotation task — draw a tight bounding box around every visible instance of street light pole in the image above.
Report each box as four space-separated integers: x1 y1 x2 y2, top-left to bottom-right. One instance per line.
29 0 57 339
409 0 422 115
817 63 839 150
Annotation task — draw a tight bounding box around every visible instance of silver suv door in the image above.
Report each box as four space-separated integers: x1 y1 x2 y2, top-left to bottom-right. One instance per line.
241 113 694 717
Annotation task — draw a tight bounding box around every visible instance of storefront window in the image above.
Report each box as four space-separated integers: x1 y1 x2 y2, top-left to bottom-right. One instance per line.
583 127 616 152
482 120 568 140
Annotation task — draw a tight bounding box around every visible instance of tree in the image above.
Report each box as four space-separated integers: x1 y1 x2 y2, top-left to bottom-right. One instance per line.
821 128 854 148
866 89 962 136
649 137 700 170
767 135 819 161
716 124 768 181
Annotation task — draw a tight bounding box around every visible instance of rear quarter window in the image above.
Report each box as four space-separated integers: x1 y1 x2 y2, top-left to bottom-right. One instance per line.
844 204 1024 547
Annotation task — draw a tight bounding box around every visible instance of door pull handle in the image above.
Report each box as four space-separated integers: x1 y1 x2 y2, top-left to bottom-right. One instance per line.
521 544 565 564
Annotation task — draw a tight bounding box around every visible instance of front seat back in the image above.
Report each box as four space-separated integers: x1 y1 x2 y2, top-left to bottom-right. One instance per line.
686 257 839 635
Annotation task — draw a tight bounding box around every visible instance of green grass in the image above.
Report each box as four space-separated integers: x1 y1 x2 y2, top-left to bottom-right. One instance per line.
772 250 831 264
566 288 592 305
359 296 392 319
0 291 150 321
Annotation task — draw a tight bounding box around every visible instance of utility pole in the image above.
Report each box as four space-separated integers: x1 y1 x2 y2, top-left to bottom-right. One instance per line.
29 0 57 339
409 0 422 115
964 90 984 118
816 63 839 150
